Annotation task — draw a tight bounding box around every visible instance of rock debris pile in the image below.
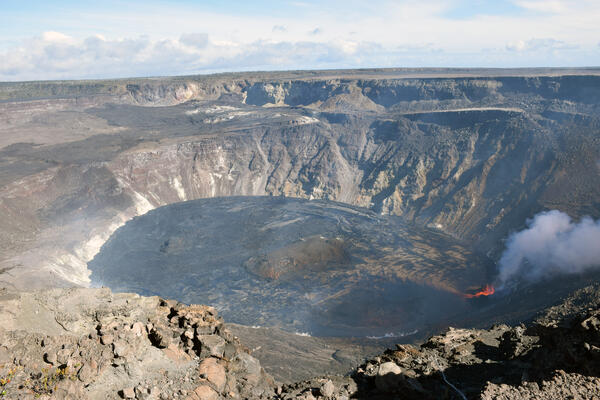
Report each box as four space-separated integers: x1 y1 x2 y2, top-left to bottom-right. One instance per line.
0 288 273 399
280 284 600 399
1 285 600 399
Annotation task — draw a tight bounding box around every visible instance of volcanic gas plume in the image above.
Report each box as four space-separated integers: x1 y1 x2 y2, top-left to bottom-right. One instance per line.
497 210 600 287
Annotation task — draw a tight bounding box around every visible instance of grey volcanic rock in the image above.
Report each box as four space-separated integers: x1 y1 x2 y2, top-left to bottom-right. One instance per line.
0 287 274 399
1 283 600 399
226 323 385 384
1 70 600 294
88 196 493 337
279 282 600 399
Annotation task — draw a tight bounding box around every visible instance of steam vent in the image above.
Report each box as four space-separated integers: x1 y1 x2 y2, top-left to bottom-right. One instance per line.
2 69 600 398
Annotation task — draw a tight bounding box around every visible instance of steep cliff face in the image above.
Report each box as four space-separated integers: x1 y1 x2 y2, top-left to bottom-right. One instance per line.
0 70 599 293
101 105 597 255
4 70 600 107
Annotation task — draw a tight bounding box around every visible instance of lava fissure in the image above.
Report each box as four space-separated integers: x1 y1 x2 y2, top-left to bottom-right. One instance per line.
463 284 495 298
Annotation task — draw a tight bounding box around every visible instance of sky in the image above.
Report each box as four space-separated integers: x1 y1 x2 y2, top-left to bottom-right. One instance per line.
0 0 599 81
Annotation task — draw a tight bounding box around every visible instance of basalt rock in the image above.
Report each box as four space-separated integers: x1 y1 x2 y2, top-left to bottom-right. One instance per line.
277 282 600 399
2 285 600 399
0 288 273 399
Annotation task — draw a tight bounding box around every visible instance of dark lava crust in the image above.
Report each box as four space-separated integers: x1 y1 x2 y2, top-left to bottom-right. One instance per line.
89 196 494 337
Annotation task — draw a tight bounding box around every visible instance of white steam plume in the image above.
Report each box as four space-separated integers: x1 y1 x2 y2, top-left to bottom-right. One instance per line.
497 210 600 286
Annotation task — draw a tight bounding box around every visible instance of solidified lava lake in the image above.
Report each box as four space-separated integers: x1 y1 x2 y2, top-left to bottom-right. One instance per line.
89 196 495 337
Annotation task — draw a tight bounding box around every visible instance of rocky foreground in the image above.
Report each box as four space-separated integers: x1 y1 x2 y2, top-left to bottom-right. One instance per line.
0 285 599 399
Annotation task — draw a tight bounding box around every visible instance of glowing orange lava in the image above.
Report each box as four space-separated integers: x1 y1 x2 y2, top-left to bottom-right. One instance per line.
463 284 495 298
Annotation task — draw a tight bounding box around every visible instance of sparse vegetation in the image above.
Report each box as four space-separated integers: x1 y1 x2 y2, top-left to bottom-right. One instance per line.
28 365 78 396
0 364 81 398
0 366 19 397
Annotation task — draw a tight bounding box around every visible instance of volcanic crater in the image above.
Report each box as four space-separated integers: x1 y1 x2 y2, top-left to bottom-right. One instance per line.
1 68 600 381
88 196 494 337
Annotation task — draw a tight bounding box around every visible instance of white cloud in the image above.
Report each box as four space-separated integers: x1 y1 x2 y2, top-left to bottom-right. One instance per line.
506 40 526 52
506 38 576 52
0 33 397 80
41 31 74 43
1 1 599 80
1 28 598 81
513 0 568 14
179 33 209 49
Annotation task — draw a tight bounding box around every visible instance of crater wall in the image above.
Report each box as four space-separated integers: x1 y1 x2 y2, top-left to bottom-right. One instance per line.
1 70 599 291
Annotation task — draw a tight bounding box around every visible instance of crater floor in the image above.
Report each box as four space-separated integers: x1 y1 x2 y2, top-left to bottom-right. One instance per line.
89 196 494 337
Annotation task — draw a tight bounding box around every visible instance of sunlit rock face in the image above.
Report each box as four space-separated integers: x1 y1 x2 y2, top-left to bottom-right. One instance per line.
89 196 493 337
0 69 599 333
